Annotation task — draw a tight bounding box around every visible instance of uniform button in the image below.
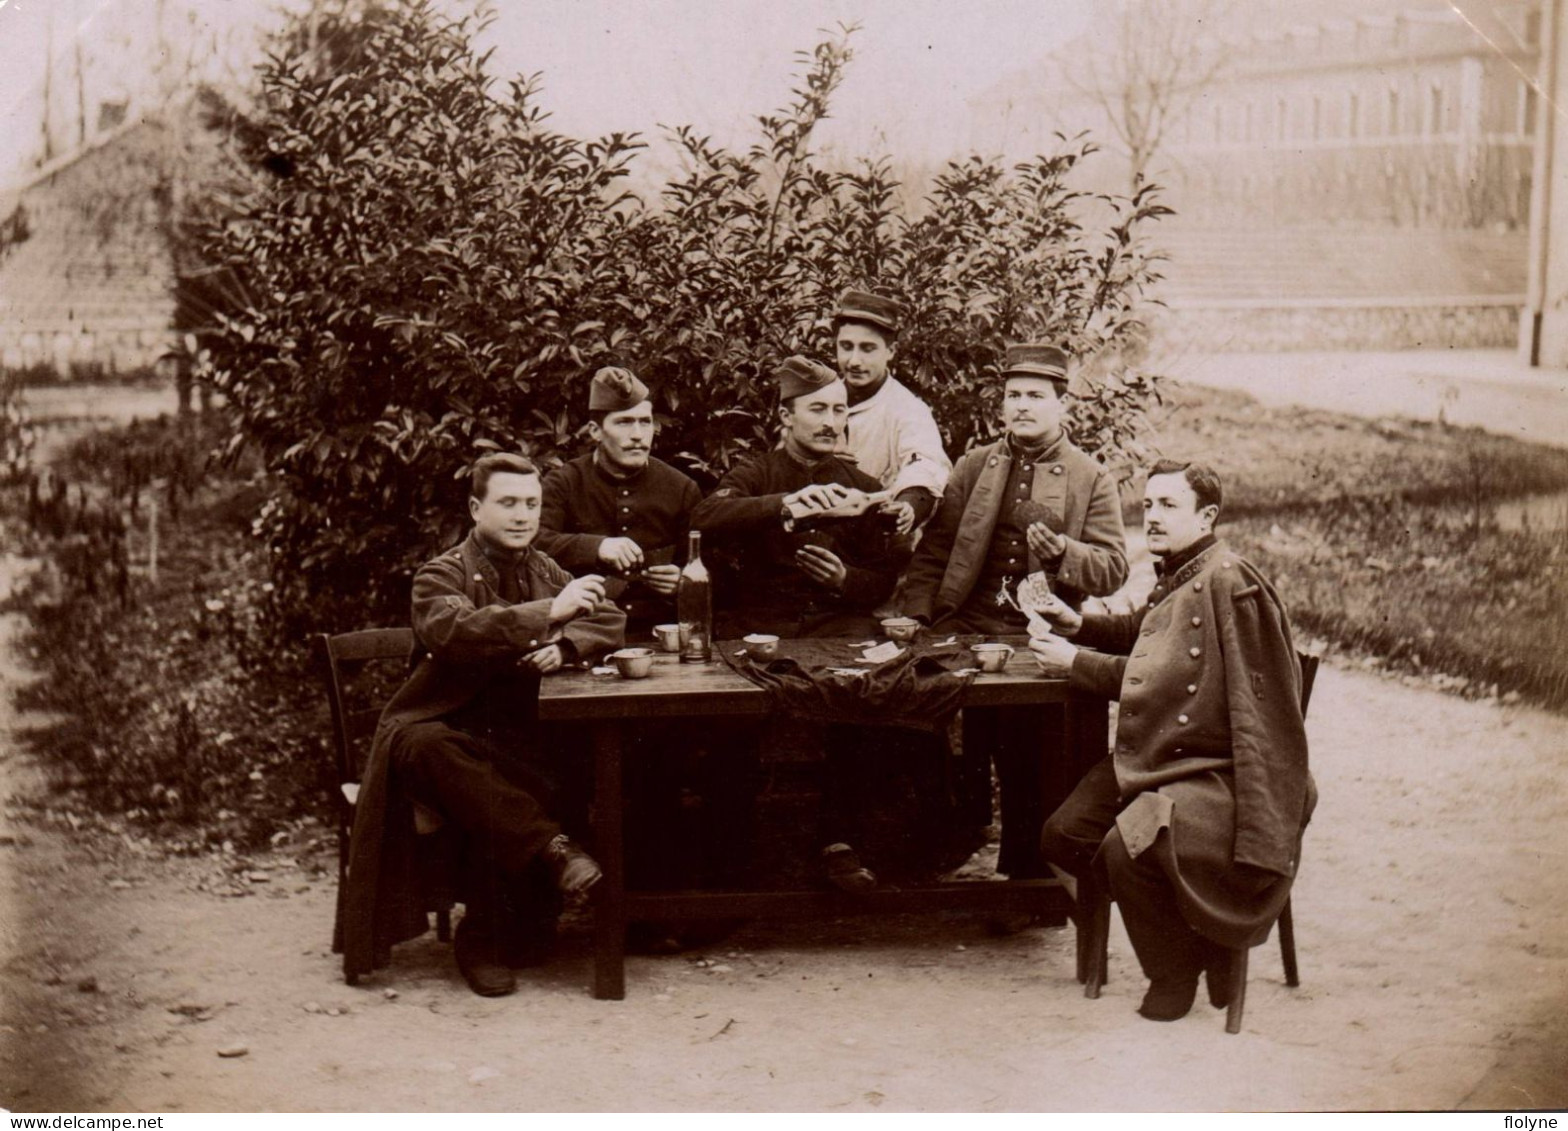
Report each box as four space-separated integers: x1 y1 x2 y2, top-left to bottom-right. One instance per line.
473 573 483 582
1051 465 1063 475
1222 561 1232 568
1189 647 1201 658
1023 464 1032 471
1178 714 1189 725
529 639 538 647
1191 617 1202 627
1194 582 1203 592
1187 684 1197 694
1008 558 1017 565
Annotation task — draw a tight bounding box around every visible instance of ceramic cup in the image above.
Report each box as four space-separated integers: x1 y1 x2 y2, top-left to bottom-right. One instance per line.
880 617 919 643
742 633 780 660
970 642 1015 673
610 647 655 678
652 624 682 653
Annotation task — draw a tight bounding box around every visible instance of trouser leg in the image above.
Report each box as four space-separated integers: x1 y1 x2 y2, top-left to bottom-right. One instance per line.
622 722 690 891
818 723 872 848
1100 826 1205 985
969 704 1053 878
389 721 561 883
1039 756 1123 878
695 718 762 888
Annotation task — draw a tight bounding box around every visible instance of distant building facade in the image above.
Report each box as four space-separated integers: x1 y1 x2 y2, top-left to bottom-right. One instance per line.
971 2 1543 231
1171 5 1541 228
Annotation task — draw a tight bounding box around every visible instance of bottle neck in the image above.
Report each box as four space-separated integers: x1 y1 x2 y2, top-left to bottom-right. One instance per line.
687 530 702 560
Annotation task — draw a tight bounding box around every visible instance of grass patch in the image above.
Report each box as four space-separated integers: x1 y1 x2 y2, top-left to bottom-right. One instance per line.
1150 383 1568 516
1150 384 1568 709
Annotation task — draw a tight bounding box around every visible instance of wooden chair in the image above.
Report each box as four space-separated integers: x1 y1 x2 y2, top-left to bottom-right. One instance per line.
1076 651 1320 1033
316 628 453 961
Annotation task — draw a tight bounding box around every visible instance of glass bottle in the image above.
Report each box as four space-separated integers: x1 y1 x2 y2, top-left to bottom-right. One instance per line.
677 529 712 663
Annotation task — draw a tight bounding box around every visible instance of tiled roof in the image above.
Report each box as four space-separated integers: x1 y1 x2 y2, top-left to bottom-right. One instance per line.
0 122 176 374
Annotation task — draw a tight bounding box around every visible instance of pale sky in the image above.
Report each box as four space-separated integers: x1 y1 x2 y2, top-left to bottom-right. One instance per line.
0 0 1094 188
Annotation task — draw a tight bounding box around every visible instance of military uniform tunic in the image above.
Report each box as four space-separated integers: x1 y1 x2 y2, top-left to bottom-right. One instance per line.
339 533 625 982
536 452 702 632
1044 536 1316 956
690 447 898 638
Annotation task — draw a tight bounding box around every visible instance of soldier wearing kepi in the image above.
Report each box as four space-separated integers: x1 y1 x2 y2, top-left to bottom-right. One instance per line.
900 343 1128 888
831 289 951 538
691 355 899 640
1031 460 1315 1022
537 366 701 639
341 453 625 997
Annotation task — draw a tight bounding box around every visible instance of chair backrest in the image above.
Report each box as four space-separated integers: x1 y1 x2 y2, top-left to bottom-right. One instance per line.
1297 651 1320 718
315 628 416 788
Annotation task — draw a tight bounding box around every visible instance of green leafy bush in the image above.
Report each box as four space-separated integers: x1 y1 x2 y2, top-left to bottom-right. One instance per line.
198 0 1168 633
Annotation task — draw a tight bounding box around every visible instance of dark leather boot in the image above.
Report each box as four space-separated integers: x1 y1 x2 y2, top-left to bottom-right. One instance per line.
455 908 516 997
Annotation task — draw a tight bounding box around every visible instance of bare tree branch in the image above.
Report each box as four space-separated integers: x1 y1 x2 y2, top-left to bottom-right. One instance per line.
1066 0 1234 187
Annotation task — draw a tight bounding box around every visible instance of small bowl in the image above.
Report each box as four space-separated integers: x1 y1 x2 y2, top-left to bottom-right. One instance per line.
970 642 1015 673
610 647 655 679
742 633 780 660
652 624 682 653
880 617 919 643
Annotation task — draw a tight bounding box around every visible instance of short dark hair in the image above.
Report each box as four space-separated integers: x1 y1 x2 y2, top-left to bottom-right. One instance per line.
470 452 539 500
831 316 897 346
1148 458 1223 519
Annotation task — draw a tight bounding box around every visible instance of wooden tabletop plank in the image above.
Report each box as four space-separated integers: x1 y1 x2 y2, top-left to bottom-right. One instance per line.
537 639 1071 720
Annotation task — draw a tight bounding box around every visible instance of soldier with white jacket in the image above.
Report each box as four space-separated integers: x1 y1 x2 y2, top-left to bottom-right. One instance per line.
832 289 951 537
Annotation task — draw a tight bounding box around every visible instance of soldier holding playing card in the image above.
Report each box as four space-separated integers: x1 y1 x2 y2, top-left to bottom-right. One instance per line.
900 344 1128 893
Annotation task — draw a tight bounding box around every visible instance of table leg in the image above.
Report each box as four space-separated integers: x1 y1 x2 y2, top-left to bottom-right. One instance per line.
592 719 626 1000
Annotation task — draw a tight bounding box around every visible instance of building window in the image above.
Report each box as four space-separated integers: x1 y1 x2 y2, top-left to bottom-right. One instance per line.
1312 95 1323 141
1245 101 1255 142
1214 103 1224 144
1525 8 1542 47
1428 83 1444 135
1348 93 1361 139
1277 97 1289 141
1388 87 1400 136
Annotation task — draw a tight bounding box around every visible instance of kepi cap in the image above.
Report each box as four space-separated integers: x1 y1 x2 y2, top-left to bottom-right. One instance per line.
833 288 902 335
775 355 839 402
588 366 650 412
1001 343 1069 387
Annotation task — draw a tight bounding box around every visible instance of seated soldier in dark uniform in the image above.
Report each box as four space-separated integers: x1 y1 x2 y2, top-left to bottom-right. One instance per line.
340 453 625 997
537 366 729 948
690 357 903 891
536 366 701 641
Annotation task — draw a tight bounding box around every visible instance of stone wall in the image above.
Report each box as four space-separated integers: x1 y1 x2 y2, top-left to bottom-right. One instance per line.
1151 298 1522 352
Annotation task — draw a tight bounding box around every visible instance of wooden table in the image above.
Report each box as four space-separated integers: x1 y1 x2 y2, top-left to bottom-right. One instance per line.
537 640 1108 1000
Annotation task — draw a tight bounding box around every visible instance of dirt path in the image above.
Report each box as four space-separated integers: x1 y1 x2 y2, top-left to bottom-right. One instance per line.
3 575 1566 1110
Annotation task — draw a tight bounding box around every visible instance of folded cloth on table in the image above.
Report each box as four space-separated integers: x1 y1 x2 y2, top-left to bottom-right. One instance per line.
722 636 983 732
